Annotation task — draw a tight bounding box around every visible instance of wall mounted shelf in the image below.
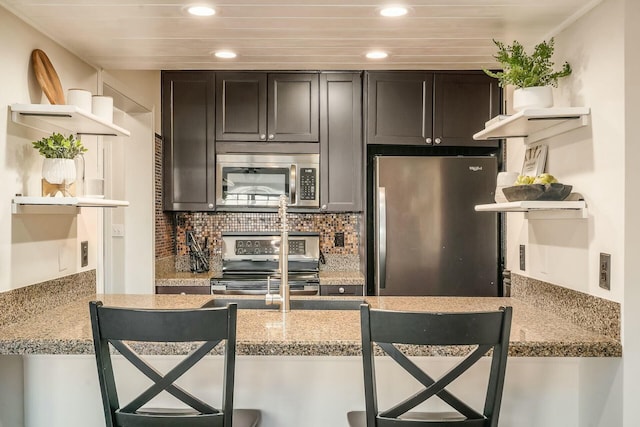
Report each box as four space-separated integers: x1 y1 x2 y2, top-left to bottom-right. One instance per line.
10 104 130 137
473 107 590 145
475 200 587 219
12 196 129 214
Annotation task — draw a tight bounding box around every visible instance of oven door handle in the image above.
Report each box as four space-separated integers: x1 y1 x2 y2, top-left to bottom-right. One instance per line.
211 289 319 296
290 164 297 205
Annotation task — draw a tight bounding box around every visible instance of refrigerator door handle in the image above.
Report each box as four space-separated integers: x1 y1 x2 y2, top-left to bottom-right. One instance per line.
377 187 387 290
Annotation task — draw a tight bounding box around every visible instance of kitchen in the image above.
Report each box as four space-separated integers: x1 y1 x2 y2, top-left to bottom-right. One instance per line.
0 0 638 426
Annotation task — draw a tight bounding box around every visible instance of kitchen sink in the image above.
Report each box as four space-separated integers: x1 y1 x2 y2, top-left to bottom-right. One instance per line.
201 298 365 311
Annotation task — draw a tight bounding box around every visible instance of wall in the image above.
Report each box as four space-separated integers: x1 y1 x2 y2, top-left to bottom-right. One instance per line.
505 0 625 303
155 134 175 259
623 0 640 423
0 7 163 293
102 70 161 135
0 7 99 291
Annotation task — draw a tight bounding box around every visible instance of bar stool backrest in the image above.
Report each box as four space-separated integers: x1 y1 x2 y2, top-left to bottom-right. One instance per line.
358 304 512 427
89 301 238 427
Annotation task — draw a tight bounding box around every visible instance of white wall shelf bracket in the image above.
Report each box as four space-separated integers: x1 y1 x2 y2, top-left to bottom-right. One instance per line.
12 196 129 215
473 107 590 145
10 104 130 137
475 200 587 219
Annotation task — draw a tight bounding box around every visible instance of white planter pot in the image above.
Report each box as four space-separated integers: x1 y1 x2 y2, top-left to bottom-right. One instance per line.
513 86 554 111
42 158 76 185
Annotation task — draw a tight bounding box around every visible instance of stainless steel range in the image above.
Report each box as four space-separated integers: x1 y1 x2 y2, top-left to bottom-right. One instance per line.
210 232 320 295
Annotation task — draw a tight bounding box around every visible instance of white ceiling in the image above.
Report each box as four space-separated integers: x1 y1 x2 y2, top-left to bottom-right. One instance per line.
1 0 601 71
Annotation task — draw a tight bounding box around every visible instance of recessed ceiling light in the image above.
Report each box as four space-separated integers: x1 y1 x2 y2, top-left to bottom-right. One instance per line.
380 6 408 17
214 50 237 59
366 51 388 59
187 5 216 16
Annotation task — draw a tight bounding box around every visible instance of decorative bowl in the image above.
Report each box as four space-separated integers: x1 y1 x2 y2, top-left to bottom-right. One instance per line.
502 183 572 202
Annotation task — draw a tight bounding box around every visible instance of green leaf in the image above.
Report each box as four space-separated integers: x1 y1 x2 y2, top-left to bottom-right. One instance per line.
485 38 571 88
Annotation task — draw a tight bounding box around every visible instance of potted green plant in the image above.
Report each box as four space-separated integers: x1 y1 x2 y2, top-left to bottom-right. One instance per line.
32 132 87 196
484 38 572 111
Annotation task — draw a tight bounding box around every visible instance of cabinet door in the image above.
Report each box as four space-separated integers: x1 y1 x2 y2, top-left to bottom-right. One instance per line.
268 73 319 142
320 73 363 212
216 72 267 142
366 72 434 145
162 71 215 211
433 72 500 147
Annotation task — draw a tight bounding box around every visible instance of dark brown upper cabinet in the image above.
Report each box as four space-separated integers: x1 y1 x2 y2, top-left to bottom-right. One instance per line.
319 72 363 212
216 72 319 143
161 71 215 211
366 71 500 147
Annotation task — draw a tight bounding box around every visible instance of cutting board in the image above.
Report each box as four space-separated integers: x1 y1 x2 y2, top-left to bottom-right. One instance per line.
31 49 65 105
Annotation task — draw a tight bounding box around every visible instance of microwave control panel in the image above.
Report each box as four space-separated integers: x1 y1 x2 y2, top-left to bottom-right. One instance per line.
299 168 316 200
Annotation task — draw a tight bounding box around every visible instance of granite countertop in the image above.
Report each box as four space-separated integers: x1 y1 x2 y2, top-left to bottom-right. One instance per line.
0 294 620 357
155 270 365 287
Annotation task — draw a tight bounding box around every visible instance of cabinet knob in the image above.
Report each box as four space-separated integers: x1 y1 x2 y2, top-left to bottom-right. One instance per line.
425 138 432 144
435 138 442 144
260 134 266 140
338 287 345 294
208 203 214 209
268 134 275 140
321 204 327 210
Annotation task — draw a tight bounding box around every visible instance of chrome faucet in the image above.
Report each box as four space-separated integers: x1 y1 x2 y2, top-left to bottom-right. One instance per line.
266 195 290 312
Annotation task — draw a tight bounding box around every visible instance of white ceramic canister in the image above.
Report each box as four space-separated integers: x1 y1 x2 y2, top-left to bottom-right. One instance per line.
92 95 113 123
84 178 105 198
495 171 520 203
67 89 92 112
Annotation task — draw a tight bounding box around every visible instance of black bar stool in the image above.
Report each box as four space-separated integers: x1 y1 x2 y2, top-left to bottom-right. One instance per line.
89 301 260 427
348 304 512 427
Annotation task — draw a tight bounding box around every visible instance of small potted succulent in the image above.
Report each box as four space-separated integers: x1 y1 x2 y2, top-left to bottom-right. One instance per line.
484 38 572 111
32 132 87 196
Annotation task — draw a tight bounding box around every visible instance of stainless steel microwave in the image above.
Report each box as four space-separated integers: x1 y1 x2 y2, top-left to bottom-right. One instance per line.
216 154 319 208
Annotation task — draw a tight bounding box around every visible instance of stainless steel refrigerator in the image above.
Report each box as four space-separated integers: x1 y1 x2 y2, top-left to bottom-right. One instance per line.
370 155 499 296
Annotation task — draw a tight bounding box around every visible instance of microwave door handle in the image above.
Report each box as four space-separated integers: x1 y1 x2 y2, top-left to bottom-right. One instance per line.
290 164 297 205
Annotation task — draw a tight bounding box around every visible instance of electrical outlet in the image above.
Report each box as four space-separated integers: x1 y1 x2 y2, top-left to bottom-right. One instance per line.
519 245 526 271
334 232 345 247
81 241 89 267
599 253 611 290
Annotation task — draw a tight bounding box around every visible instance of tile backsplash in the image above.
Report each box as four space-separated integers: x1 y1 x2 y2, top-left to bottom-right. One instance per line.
175 211 361 257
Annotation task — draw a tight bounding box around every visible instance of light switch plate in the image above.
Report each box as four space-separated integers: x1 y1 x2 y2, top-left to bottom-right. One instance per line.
112 224 125 237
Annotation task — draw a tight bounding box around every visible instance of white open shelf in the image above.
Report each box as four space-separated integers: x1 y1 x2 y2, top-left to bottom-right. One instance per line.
12 196 129 214
10 104 130 137
475 200 587 219
473 107 590 145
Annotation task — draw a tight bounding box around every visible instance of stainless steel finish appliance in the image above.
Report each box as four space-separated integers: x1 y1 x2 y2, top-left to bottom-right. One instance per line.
211 232 320 295
371 155 498 296
216 154 319 208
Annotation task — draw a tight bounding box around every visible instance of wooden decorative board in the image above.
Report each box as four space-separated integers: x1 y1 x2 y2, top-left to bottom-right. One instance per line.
31 49 65 105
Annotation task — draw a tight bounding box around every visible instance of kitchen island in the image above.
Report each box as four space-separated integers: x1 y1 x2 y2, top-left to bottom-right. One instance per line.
0 294 622 427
